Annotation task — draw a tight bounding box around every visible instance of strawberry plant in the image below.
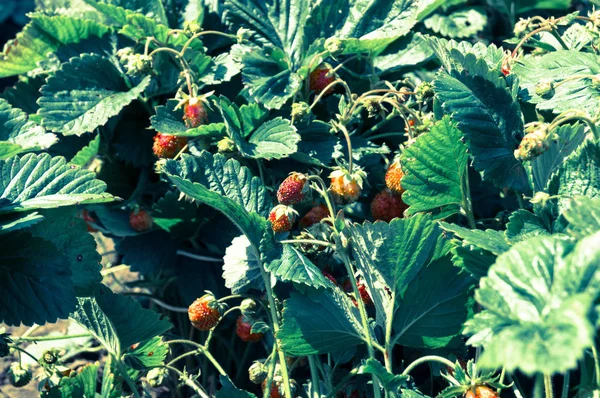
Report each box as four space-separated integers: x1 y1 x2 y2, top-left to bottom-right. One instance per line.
1 1 600 398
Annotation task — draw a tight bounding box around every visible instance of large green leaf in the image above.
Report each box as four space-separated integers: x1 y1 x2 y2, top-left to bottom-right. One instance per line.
38 54 151 136
222 235 266 293
218 97 300 160
0 13 110 78
512 51 600 115
0 153 116 214
400 116 468 218
123 336 168 370
465 234 600 375
278 289 368 355
563 197 600 238
439 222 511 255
426 37 505 75
71 284 172 357
373 33 435 74
434 57 529 192
0 98 56 160
393 256 473 348
162 151 270 247
0 211 44 234
266 244 333 290
424 8 486 39
46 363 101 398
0 232 76 326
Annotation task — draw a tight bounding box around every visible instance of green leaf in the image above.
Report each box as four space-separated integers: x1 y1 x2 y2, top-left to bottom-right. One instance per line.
0 13 110 77
278 289 368 356
424 8 486 39
0 98 57 159
512 51 600 115
563 197 600 238
505 210 550 243
217 376 258 398
116 231 176 275
266 245 333 290
218 97 300 160
0 231 77 326
393 256 473 348
123 336 168 369
465 234 600 375
47 363 100 398
291 121 339 167
451 244 497 279
439 222 511 255
530 123 586 192
0 211 44 234
400 116 468 218
38 54 151 136
150 99 225 137
70 135 100 167
28 208 102 295
71 284 172 357
222 235 266 294
373 33 435 74
151 190 206 235
359 358 409 392
104 0 168 25
162 152 270 247
0 153 116 214
433 58 529 192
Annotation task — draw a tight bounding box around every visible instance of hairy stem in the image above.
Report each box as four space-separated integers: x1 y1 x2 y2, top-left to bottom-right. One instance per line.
401 355 454 376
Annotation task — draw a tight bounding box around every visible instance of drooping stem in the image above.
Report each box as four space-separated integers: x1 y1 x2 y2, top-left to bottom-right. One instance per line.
338 124 354 173
307 175 337 220
264 343 278 398
14 333 90 342
280 239 334 248
401 355 455 376
9 346 39 363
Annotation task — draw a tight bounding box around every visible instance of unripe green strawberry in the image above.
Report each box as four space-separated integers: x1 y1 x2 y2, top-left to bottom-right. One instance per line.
514 123 551 161
129 209 153 232
8 363 32 387
277 172 309 205
269 205 298 233
41 349 59 365
236 316 264 342
248 361 267 384
299 204 330 229
309 64 336 95
183 97 208 128
152 133 187 159
329 167 366 205
385 160 405 195
188 294 222 331
371 189 408 222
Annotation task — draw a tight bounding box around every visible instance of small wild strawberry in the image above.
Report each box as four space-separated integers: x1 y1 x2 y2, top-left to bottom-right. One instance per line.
385 160 405 195
183 97 208 128
269 205 298 233
322 271 337 284
465 386 499 398
299 204 330 229
236 316 264 342
358 280 373 306
371 189 408 222
129 209 153 232
329 167 366 205
188 294 223 331
80 209 97 232
262 377 283 398
309 64 336 96
277 172 309 205
152 133 187 159
501 55 511 76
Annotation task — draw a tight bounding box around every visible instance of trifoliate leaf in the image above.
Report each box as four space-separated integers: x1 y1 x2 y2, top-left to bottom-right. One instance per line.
0 13 110 77
0 153 116 214
38 54 151 136
0 232 76 326
222 235 265 293
401 116 468 218
278 289 368 355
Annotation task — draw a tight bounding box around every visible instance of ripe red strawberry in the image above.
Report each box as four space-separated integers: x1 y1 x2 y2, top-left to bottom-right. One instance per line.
299 204 330 229
322 271 337 284
129 209 153 232
188 294 222 331
371 189 408 222
465 386 499 398
183 97 208 128
262 378 282 398
329 167 366 205
309 64 336 95
358 281 373 306
501 56 511 76
236 316 264 342
277 172 309 205
385 160 405 195
79 209 97 232
269 205 298 233
152 133 187 159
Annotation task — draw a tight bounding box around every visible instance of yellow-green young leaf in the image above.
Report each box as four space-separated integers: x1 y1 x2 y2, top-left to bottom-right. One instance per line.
465 234 600 375
0 13 110 78
38 54 151 136
401 116 468 218
0 153 116 214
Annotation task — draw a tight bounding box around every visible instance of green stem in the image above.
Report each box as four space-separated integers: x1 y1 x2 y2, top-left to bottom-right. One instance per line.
264 344 278 398
551 114 599 142
401 355 454 376
338 124 354 174
164 340 226 375
280 239 333 248
460 163 477 229
384 290 396 372
561 371 570 398
544 375 554 398
117 357 141 398
308 356 321 398
9 346 39 363
365 132 407 141
203 348 227 376
325 367 359 398
307 175 337 219
363 112 398 137
15 333 90 342
549 30 569 50
592 344 600 387
163 365 210 398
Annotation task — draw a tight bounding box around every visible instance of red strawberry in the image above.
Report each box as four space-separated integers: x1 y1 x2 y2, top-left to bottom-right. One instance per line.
371 189 408 222
322 271 337 284
129 209 153 232
183 97 208 128
385 161 405 195
262 378 282 398
236 316 264 342
152 133 187 159
309 64 336 95
188 294 222 331
299 204 330 229
79 209 97 232
269 205 298 233
329 167 366 205
358 281 373 306
465 386 499 398
501 56 511 76
277 172 309 205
